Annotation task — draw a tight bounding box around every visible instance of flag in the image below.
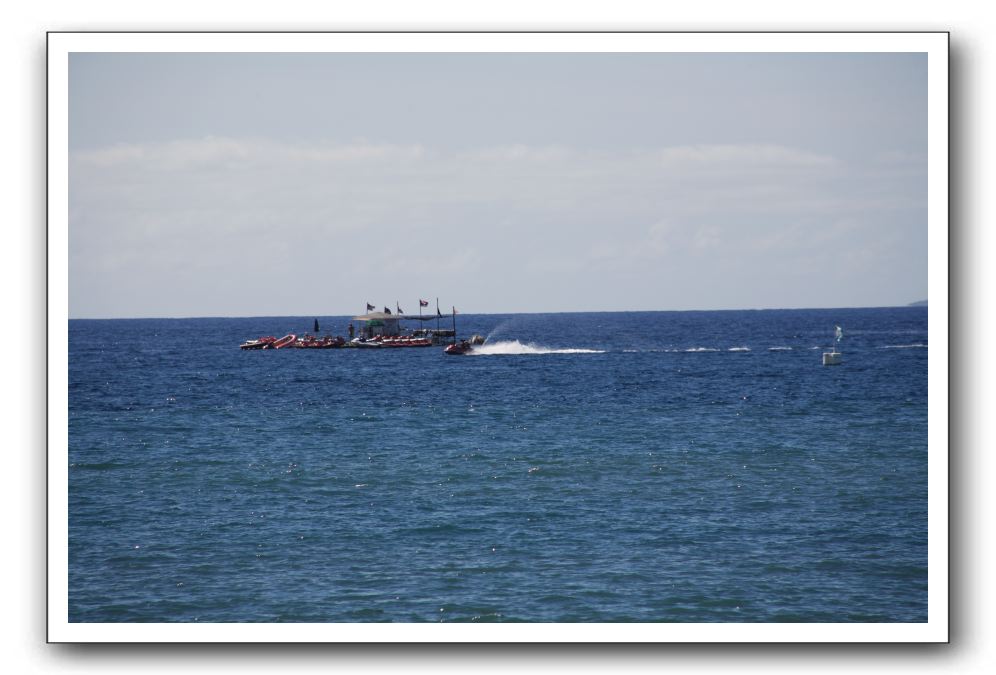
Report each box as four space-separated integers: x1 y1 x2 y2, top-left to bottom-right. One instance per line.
419 299 429 307
397 303 404 315
437 307 442 317
366 303 375 311
384 307 392 315
314 318 319 333
453 306 458 315
835 325 843 342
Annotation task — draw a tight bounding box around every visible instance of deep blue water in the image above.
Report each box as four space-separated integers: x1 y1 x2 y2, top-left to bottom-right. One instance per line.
68 307 928 622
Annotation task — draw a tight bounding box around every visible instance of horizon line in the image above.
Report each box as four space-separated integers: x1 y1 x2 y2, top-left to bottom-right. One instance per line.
68 302 928 321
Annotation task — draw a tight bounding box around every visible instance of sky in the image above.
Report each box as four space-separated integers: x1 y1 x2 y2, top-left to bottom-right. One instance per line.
68 52 928 318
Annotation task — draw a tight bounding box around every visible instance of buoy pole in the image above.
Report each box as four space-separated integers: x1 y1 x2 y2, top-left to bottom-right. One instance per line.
823 325 842 365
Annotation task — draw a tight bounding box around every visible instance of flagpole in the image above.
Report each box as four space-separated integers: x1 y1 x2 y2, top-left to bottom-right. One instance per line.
452 306 456 344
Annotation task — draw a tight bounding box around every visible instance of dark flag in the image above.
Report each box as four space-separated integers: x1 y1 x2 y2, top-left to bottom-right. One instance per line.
366 303 375 312
419 299 429 307
314 318 319 333
384 307 392 315
397 303 404 315
437 307 442 317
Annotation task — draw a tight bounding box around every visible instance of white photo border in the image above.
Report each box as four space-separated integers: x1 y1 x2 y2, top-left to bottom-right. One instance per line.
48 30 948 643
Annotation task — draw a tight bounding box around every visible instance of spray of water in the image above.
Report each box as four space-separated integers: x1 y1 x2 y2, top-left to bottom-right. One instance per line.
484 319 516 343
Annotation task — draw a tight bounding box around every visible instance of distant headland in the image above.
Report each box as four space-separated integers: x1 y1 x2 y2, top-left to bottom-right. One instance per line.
908 300 927 307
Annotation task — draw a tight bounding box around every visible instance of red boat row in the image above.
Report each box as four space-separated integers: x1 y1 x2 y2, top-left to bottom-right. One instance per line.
240 330 483 352
239 334 348 350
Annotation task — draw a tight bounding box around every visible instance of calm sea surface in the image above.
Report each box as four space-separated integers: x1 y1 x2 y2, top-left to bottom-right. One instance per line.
68 307 928 622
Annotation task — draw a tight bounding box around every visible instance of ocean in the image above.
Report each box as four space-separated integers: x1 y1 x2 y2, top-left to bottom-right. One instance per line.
67 307 928 623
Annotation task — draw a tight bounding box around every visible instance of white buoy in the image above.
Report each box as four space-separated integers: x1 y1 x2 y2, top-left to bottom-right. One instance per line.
822 325 843 366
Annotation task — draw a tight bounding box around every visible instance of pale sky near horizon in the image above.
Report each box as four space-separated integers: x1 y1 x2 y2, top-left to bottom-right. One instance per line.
68 52 927 318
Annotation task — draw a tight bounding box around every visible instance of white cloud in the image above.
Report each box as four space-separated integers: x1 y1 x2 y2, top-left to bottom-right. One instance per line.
74 137 429 170
69 138 925 316
656 144 836 168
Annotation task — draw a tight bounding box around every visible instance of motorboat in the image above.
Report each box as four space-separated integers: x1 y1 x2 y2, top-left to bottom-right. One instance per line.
444 340 475 355
349 337 382 348
271 334 297 350
380 335 432 348
240 336 276 350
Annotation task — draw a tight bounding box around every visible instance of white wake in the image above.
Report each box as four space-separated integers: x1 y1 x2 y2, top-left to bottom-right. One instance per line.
471 340 604 355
